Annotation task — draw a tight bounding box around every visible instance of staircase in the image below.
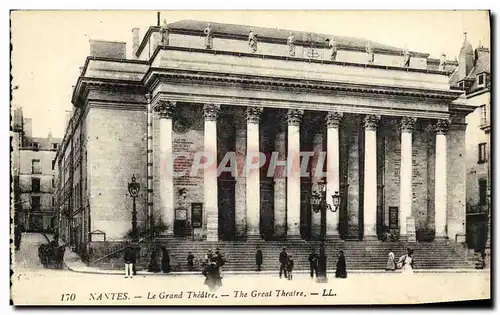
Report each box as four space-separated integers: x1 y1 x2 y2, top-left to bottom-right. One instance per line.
90 238 474 272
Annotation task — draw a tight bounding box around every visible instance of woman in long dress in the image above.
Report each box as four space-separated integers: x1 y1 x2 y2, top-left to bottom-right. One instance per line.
386 251 396 271
398 248 415 275
335 250 347 278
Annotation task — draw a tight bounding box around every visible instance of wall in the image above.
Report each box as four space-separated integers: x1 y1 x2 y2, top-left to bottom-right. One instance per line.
86 106 147 241
447 120 467 239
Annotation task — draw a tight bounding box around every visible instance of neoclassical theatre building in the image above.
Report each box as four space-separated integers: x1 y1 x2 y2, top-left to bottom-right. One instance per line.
57 20 473 254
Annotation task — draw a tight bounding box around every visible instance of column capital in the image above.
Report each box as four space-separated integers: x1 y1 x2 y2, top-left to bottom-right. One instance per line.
400 117 417 133
203 104 220 121
363 114 381 131
245 106 263 124
145 93 152 103
435 119 450 135
287 109 304 126
326 112 343 128
154 100 176 119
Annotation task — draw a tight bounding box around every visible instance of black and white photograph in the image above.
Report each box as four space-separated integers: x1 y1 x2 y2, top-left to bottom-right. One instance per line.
9 10 491 305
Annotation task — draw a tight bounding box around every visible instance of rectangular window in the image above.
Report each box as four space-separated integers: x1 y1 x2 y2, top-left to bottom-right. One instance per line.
52 178 55 188
52 197 55 207
480 105 487 126
31 178 40 193
31 159 41 174
478 143 487 164
479 179 487 206
32 142 40 150
478 74 485 86
31 196 41 211
52 143 58 150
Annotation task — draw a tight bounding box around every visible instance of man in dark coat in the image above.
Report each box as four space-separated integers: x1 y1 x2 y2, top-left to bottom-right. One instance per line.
255 246 263 271
279 247 288 278
161 247 170 273
148 248 161 273
308 248 319 278
187 251 195 271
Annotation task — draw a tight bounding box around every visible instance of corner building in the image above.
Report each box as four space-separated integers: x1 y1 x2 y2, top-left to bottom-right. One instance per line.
66 20 474 262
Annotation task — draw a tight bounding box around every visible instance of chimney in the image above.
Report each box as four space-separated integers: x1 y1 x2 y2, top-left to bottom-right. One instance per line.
23 118 32 138
132 28 140 58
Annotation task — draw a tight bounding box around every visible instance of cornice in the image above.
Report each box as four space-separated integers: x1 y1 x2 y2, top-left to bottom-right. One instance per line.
72 76 145 108
144 67 462 101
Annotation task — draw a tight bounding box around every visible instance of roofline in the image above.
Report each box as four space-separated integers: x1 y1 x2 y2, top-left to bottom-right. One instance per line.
135 25 431 59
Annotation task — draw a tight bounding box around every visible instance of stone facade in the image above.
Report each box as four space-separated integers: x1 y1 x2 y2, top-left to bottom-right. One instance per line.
57 20 475 261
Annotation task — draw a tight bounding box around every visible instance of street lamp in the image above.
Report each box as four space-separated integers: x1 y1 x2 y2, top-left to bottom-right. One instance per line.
311 179 340 213
128 174 140 241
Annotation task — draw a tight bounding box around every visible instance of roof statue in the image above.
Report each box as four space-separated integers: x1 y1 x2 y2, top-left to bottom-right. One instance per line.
326 37 338 61
403 45 411 67
287 32 296 57
161 19 169 46
366 41 374 63
248 30 258 53
439 53 447 71
204 23 213 49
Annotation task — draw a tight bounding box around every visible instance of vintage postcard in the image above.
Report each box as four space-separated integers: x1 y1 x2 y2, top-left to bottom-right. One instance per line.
10 10 491 306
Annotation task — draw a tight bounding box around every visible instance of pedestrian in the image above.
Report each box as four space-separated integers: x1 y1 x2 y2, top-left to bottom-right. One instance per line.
255 246 263 272
215 248 225 278
308 248 319 278
386 251 396 271
398 247 415 276
14 225 22 251
187 251 195 271
287 255 294 280
161 247 170 273
205 249 213 266
279 246 288 279
123 242 136 278
148 248 161 273
335 250 347 278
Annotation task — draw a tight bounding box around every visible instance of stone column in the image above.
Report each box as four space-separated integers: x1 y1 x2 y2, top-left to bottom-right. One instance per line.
326 112 342 238
435 119 449 238
363 115 380 239
234 114 247 238
287 109 303 237
311 132 324 238
274 116 287 237
155 100 176 236
246 107 263 238
399 117 416 238
203 104 220 242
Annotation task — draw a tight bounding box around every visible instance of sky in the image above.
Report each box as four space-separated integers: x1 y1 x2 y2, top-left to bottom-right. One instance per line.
10 10 490 139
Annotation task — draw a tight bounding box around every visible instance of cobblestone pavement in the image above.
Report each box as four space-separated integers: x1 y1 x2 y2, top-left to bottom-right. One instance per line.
11 233 491 306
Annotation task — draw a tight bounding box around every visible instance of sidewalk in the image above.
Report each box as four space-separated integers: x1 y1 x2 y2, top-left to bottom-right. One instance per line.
63 249 489 276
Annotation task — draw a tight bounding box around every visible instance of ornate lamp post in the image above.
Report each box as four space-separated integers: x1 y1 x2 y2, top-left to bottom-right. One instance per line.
310 179 341 283
311 179 340 214
128 174 140 241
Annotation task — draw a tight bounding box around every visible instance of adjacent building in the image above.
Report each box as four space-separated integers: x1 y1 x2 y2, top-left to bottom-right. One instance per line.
12 107 61 232
58 20 475 261
449 34 491 249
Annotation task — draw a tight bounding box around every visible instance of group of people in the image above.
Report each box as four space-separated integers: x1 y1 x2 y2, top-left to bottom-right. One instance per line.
38 240 65 269
386 247 415 275
123 242 173 278
273 245 347 281
202 248 226 290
